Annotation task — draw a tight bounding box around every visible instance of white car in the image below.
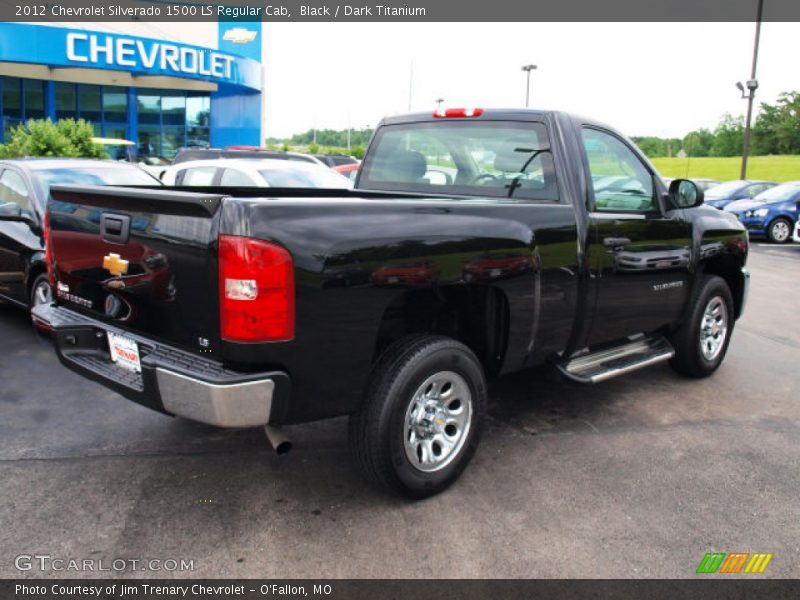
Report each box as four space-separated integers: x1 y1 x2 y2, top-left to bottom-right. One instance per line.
793 218 800 243
160 158 353 189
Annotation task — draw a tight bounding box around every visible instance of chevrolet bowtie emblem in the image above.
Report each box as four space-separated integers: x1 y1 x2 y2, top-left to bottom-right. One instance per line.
103 253 129 277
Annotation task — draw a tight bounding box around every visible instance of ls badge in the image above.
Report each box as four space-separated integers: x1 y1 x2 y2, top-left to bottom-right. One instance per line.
103 253 129 277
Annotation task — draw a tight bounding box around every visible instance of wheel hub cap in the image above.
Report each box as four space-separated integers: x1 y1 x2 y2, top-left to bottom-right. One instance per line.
699 295 728 361
403 371 473 473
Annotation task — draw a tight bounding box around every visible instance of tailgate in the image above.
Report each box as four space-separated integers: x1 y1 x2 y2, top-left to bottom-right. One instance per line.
48 185 224 357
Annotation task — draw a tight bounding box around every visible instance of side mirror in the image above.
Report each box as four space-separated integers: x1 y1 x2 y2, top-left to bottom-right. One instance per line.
0 201 23 219
668 179 704 209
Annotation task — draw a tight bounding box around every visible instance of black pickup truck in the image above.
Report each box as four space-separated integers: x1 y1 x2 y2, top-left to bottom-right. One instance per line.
33 109 749 498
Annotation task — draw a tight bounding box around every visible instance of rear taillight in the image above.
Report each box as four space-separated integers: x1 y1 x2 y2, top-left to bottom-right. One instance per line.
44 211 55 287
218 235 295 342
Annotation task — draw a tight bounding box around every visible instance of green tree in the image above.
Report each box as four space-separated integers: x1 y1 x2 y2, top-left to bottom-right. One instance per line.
633 136 668 158
683 128 714 157
0 118 107 159
752 91 800 155
710 114 744 157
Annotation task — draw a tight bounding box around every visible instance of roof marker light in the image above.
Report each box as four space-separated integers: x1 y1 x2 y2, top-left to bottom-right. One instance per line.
433 108 485 118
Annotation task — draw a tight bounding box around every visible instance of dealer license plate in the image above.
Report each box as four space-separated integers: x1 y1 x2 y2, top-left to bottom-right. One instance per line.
107 332 141 373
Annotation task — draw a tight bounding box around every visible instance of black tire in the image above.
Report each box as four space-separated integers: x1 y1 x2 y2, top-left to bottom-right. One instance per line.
767 218 792 244
29 272 52 309
669 275 734 378
349 335 487 499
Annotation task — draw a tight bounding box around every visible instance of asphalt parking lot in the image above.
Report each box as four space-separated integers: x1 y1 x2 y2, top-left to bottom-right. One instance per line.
1 243 799 579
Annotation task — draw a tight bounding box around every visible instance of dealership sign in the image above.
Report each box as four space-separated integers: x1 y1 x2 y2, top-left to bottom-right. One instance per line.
0 23 261 90
67 32 235 79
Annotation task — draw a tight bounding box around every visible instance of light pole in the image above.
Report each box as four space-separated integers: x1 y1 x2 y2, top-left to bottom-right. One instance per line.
435 98 444 112
738 0 763 179
521 64 537 108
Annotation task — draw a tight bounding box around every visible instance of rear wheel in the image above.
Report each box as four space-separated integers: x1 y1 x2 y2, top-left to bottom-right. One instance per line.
767 218 792 244
29 273 52 309
349 335 487 498
669 275 734 378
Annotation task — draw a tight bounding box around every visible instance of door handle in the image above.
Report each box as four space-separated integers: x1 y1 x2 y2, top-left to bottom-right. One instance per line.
603 237 631 247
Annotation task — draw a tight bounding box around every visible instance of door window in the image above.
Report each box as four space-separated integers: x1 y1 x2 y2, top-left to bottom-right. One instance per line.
219 168 257 186
746 183 769 198
583 128 655 212
0 170 31 215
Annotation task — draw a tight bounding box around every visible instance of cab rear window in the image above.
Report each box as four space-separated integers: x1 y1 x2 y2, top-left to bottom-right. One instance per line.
358 121 558 201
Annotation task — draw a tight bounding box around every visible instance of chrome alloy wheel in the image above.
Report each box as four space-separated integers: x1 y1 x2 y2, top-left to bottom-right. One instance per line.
771 220 790 242
403 371 473 473
32 279 52 307
699 295 728 361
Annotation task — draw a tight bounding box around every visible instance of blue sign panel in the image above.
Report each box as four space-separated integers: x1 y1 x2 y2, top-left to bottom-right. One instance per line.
0 23 261 91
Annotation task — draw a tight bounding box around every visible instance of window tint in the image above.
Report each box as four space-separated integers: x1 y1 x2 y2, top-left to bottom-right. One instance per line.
24 80 45 119
33 167 159 195
583 128 655 212
747 183 770 198
220 168 257 186
0 170 31 214
180 167 217 186
359 121 558 200
258 166 351 189
78 85 102 122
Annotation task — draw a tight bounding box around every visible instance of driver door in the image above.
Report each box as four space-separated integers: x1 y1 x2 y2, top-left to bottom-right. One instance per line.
581 127 692 347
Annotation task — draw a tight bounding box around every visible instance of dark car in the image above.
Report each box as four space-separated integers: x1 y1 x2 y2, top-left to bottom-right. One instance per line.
36 109 750 499
0 159 160 317
703 179 777 209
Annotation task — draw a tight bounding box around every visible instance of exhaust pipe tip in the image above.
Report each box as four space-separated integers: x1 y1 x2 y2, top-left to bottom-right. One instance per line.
274 440 292 455
264 425 292 455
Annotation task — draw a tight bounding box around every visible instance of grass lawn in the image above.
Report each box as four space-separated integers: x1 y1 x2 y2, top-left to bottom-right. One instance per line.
650 155 800 182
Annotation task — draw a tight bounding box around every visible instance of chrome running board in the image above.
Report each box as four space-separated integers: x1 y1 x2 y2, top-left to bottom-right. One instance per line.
557 336 675 384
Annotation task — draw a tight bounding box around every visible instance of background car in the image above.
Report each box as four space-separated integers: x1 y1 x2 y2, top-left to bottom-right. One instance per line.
313 154 360 168
794 218 800 243
371 260 439 287
173 148 323 166
723 181 800 243
160 158 353 188
691 178 722 191
0 159 161 316
333 163 361 183
703 179 777 209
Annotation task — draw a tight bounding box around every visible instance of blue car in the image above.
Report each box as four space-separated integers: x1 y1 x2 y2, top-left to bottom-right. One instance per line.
724 181 800 243
703 179 777 209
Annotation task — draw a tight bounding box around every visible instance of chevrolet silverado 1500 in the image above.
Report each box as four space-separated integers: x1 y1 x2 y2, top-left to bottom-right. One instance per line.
31 109 749 498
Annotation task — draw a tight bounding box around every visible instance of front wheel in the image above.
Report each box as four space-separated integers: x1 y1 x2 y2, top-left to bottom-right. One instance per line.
767 218 792 244
349 335 487 498
669 275 734 378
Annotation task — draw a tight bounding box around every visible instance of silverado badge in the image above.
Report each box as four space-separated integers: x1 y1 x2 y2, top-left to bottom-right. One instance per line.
103 253 129 277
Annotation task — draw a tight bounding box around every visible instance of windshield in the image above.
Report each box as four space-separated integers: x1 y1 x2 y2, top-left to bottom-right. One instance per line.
258 166 352 189
753 183 800 202
33 166 160 196
705 180 746 197
358 121 558 201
